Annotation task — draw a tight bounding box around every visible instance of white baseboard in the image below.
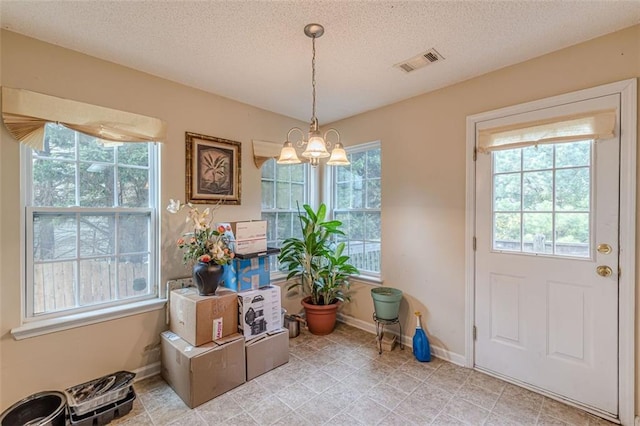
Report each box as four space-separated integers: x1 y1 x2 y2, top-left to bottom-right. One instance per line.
133 361 161 382
337 314 466 366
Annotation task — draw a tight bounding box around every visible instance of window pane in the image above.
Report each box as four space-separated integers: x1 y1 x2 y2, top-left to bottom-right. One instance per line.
494 173 521 211
262 160 275 180
118 143 148 167
349 212 365 240
346 240 365 271
290 164 304 182
78 133 115 163
350 152 366 178
79 164 114 207
334 212 350 243
118 167 149 207
494 213 521 251
523 213 553 254
366 148 381 178
522 144 553 171
33 214 77 260
79 258 116 306
556 141 591 168
365 212 381 241
556 168 590 211
366 179 381 209
523 171 552 211
261 212 277 243
261 181 274 209
276 164 290 181
118 254 150 298
80 215 114 257
119 214 149 254
494 149 521 173
336 164 350 183
32 159 76 207
277 213 293 243
363 242 381 272
36 124 75 159
336 183 351 209
33 261 76 315
291 183 304 208
276 182 290 209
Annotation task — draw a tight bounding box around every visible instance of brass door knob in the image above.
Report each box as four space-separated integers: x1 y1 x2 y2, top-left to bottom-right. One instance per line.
596 265 613 277
597 244 612 254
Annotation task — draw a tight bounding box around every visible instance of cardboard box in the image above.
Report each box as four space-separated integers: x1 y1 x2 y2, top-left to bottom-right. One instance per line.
169 287 238 347
235 239 267 255
161 331 245 408
230 221 267 241
236 256 270 289
231 221 268 254
245 329 289 381
238 285 282 340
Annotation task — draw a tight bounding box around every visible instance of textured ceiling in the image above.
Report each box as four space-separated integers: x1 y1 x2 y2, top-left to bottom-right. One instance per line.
1 1 639 124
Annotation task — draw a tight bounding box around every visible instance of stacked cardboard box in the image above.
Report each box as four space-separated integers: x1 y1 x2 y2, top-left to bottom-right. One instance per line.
230 221 267 254
161 331 245 408
238 285 283 340
245 329 289 381
163 284 289 408
169 287 238 346
163 287 245 408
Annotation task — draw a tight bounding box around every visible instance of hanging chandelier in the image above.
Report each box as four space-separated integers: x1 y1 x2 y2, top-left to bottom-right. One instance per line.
277 23 350 167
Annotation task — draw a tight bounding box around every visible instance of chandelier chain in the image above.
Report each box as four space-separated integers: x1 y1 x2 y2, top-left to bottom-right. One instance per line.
311 35 316 123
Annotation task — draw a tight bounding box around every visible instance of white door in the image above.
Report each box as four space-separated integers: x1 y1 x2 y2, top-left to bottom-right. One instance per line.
474 94 620 415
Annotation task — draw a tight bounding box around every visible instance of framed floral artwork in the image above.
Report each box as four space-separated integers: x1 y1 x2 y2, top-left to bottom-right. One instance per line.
185 132 241 205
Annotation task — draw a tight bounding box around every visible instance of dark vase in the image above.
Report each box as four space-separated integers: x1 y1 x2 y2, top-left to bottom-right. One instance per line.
192 262 224 296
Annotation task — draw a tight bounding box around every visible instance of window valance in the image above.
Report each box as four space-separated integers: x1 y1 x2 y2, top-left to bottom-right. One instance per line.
252 139 283 168
477 109 616 153
2 87 167 150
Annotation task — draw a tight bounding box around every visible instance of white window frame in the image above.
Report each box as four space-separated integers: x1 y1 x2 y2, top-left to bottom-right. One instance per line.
260 159 317 281
326 140 382 283
13 130 163 340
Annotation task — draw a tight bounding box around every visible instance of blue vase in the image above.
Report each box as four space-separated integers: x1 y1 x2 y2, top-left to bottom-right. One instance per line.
192 262 223 296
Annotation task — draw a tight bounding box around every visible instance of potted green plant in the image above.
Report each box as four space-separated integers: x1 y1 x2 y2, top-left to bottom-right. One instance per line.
278 203 359 335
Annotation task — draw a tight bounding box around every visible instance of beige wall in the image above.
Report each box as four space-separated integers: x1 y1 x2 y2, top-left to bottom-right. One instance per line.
0 30 305 408
0 24 638 415
333 24 640 412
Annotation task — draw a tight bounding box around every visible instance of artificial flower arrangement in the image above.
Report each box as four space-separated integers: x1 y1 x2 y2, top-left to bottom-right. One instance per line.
166 199 234 266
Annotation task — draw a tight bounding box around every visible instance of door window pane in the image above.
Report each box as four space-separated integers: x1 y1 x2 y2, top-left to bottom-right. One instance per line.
523 171 552 211
556 168 590 211
491 143 592 258
494 213 521 251
523 213 553 254
494 173 521 211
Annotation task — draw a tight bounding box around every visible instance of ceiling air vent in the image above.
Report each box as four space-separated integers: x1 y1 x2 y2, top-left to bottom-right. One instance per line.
394 48 444 74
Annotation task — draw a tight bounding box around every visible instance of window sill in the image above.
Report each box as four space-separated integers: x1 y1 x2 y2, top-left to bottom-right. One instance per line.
11 298 167 340
271 273 383 286
350 274 383 286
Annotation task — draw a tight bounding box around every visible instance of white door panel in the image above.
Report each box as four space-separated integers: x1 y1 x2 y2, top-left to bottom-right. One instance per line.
475 94 620 414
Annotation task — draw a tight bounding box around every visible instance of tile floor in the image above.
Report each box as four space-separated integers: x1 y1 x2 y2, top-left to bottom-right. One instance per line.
114 323 614 425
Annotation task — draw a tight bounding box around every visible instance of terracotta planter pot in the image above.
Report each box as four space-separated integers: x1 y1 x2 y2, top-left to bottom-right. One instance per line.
301 296 340 335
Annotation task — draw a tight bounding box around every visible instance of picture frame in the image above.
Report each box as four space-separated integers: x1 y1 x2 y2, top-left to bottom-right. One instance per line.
185 132 241 205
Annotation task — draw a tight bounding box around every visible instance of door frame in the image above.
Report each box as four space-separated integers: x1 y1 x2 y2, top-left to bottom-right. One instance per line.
464 79 637 425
